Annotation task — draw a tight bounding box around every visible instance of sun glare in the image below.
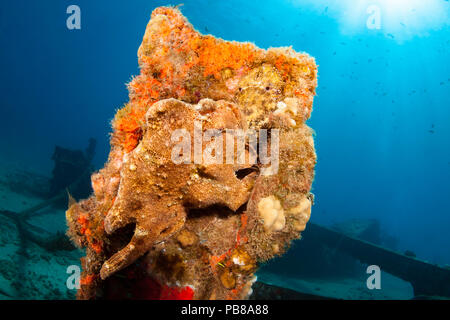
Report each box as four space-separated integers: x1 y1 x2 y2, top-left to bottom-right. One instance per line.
289 0 450 40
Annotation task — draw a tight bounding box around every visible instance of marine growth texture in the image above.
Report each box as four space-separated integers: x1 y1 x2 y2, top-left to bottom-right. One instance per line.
66 6 318 300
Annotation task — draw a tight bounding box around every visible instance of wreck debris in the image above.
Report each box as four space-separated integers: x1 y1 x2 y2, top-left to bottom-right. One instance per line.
49 138 96 202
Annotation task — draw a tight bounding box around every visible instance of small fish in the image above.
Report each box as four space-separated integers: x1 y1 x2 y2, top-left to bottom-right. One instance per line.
428 130 435 134
387 33 395 39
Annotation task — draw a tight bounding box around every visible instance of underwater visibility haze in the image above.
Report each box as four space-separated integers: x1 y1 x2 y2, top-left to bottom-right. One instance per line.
0 0 449 300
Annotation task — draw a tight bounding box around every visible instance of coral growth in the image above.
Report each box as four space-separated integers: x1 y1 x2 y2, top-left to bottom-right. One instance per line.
66 6 317 300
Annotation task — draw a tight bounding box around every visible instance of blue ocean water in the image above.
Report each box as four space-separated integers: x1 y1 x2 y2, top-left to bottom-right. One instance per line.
0 0 449 299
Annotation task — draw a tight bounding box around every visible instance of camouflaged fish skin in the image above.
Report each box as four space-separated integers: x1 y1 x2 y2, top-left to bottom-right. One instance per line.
100 98 255 279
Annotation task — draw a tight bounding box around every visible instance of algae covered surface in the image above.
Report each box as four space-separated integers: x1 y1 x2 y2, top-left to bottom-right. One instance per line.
66 6 318 300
